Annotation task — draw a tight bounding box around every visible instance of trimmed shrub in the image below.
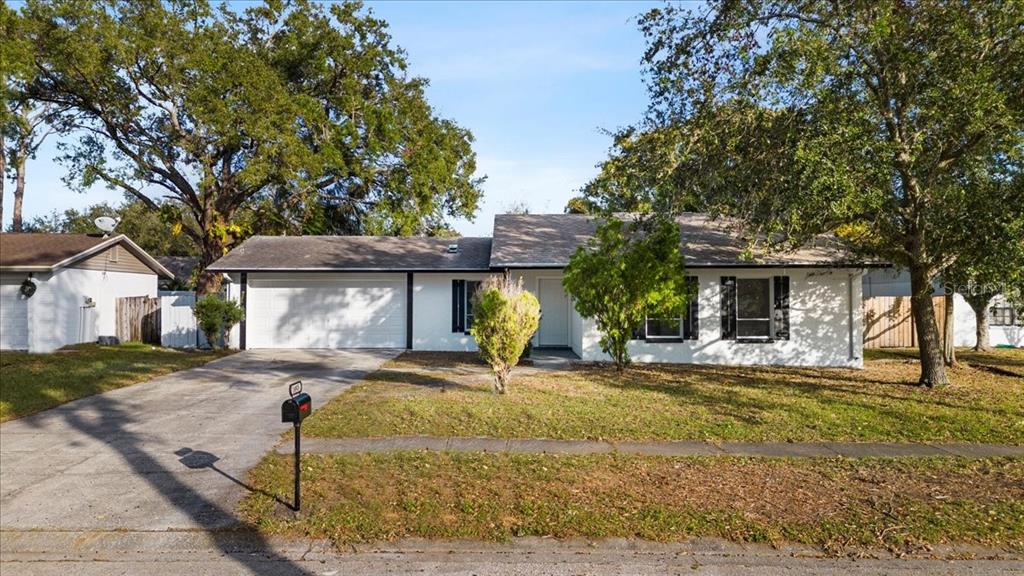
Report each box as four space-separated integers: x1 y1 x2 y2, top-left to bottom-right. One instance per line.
470 275 541 394
194 294 244 349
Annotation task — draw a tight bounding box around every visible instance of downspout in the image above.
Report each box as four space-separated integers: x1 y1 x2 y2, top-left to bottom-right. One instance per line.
848 271 856 362
239 273 248 350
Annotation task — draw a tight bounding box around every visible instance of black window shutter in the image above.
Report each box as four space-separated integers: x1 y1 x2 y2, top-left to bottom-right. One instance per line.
452 280 465 333
684 276 699 340
720 276 736 340
773 275 790 340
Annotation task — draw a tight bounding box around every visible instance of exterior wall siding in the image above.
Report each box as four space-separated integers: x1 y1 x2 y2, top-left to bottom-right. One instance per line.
577 268 865 368
221 266 866 368
71 245 157 276
412 272 497 351
15 267 157 353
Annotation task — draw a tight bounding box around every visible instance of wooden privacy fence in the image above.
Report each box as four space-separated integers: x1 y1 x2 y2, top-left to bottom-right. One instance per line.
863 296 947 349
116 296 161 344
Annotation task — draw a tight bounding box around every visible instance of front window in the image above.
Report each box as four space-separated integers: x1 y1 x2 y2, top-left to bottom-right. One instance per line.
646 315 682 338
990 306 1019 327
736 278 771 339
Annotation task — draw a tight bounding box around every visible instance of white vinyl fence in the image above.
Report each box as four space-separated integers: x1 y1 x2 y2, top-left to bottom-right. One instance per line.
160 290 199 348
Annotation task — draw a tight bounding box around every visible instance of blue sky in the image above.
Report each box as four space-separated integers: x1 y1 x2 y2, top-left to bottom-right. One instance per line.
4 0 661 236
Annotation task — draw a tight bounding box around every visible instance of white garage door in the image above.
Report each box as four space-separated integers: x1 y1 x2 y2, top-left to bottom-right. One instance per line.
1 277 30 350
245 274 406 349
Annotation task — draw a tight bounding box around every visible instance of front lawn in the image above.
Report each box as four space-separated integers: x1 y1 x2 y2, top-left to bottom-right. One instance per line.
0 342 232 421
302 348 1024 444
241 453 1024 553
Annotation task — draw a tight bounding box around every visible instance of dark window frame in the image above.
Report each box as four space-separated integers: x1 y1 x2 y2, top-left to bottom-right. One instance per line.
990 306 1019 327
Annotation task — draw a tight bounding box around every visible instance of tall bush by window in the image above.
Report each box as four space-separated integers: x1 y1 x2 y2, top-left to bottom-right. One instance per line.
563 217 688 370
470 276 540 394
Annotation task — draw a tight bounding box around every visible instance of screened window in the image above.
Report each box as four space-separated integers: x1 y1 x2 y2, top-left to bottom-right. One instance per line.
736 278 771 339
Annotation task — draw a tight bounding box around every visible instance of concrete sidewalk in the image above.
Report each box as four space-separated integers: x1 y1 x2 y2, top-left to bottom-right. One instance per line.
283 436 1024 458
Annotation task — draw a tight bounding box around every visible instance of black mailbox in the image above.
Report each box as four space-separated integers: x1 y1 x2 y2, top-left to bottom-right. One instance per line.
281 392 312 424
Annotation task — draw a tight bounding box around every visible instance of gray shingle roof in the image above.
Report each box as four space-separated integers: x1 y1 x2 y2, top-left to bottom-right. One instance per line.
206 236 493 272
1 233 113 267
489 213 872 268
0 233 173 277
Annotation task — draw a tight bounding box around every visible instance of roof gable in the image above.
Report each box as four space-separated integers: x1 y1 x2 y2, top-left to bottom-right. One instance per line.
0 233 173 277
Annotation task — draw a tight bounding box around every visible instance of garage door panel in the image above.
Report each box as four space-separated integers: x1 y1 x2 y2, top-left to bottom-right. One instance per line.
246 276 405 349
1 283 30 350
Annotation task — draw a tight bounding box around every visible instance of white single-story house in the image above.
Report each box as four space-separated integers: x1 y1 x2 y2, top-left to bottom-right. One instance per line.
863 268 1023 348
208 213 880 368
0 233 172 353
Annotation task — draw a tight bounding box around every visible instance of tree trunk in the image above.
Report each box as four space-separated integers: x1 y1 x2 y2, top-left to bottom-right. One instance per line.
966 296 993 352
1 133 5 228
910 263 949 387
196 232 226 296
12 144 26 232
943 290 956 366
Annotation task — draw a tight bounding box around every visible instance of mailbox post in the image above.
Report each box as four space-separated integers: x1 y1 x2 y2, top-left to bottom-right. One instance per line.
281 381 312 511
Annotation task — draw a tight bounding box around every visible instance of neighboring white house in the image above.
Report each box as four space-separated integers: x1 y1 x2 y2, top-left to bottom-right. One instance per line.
862 269 1023 348
0 233 172 353
208 213 880 368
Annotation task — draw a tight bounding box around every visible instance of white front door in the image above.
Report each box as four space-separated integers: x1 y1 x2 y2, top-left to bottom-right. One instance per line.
537 278 569 347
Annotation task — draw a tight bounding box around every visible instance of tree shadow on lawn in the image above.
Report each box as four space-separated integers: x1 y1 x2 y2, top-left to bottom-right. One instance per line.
867 347 1024 368
578 364 1019 433
368 369 483 393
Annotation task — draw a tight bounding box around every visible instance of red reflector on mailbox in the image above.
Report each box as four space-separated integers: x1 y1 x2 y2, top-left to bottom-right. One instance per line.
282 392 312 424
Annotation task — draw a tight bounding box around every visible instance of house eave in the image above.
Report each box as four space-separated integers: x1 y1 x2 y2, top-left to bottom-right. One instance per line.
489 261 890 270
207 267 494 274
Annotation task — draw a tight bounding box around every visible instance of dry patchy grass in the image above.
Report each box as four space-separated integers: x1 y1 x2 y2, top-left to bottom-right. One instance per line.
241 453 1024 554
302 348 1024 444
0 343 232 421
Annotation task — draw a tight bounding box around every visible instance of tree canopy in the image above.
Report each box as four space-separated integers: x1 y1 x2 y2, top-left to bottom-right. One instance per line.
20 0 483 293
22 198 198 257
589 0 1024 385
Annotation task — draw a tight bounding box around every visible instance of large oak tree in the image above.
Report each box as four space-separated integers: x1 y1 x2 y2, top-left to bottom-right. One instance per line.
592 0 1024 386
21 0 483 293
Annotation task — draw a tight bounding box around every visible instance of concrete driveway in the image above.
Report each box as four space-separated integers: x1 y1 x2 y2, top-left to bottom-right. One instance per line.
0 348 397 532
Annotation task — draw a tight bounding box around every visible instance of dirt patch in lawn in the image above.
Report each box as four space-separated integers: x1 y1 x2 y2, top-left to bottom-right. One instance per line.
241 453 1024 555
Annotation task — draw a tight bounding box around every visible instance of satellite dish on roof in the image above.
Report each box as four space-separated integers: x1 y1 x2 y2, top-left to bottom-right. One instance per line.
94 216 118 234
